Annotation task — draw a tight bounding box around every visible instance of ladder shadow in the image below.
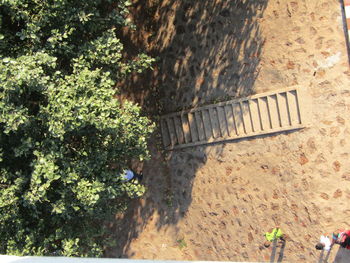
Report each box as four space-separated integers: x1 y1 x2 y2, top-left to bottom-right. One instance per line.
318 249 332 263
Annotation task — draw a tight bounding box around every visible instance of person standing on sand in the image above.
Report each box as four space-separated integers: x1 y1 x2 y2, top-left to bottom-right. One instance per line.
332 229 350 249
121 169 143 183
315 235 331 251
264 227 287 247
316 235 332 263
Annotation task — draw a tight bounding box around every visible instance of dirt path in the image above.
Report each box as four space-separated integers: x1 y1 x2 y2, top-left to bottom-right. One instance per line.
110 0 350 262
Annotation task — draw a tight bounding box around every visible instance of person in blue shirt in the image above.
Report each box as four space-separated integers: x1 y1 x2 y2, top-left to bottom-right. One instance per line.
121 169 143 182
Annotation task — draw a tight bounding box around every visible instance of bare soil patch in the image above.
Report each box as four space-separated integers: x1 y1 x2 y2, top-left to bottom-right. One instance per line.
109 0 350 262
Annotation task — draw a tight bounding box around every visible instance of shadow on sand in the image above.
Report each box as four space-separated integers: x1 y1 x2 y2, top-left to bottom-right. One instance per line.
107 0 268 258
317 248 331 263
269 239 286 263
333 247 350 263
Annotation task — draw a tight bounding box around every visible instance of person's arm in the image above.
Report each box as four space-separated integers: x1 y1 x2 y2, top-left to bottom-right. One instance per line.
331 232 339 246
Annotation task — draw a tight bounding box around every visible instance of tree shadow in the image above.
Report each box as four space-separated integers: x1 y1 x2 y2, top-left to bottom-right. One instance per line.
154 0 267 113
108 0 268 258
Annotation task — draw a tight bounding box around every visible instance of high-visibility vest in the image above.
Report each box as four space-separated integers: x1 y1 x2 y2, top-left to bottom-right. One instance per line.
265 228 283 241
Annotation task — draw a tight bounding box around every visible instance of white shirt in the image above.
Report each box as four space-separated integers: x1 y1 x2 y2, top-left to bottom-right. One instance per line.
320 235 331 251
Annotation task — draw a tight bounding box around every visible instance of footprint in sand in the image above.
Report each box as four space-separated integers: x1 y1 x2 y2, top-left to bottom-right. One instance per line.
214 192 219 199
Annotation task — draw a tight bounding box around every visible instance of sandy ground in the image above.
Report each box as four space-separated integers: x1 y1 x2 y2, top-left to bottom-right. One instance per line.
110 0 350 262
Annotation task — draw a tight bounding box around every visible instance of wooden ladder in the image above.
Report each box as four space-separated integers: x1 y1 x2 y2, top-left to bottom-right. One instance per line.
160 87 304 150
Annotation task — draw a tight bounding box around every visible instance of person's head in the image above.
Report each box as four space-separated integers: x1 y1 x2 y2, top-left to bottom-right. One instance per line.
264 241 271 248
315 242 325 250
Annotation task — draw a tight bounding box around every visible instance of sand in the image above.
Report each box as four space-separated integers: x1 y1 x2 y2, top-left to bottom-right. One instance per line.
110 0 350 262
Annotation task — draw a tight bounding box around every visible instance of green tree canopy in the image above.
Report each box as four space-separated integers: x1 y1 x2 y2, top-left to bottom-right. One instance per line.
0 0 154 256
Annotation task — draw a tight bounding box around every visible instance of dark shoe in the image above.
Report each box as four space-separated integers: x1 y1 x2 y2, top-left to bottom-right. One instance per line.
138 171 143 182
